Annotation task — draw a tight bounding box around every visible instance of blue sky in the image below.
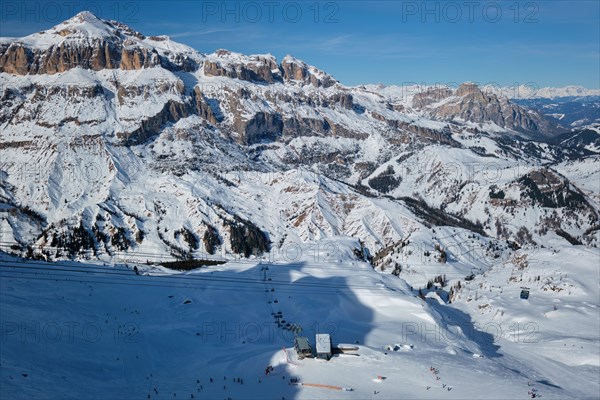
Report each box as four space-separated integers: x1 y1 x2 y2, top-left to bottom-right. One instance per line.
1 1 598 88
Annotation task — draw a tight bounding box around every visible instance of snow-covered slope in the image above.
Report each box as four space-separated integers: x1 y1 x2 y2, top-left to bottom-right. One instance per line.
1 241 598 399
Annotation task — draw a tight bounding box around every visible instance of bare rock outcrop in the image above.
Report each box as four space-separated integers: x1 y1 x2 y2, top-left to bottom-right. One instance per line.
119 46 160 70
0 40 187 74
412 87 453 108
233 111 283 145
330 92 354 110
412 83 563 137
282 117 331 138
118 100 191 144
0 12 195 75
203 51 282 83
193 87 222 126
0 43 33 74
280 55 337 88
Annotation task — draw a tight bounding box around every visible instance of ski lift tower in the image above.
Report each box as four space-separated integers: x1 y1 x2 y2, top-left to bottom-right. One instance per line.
261 264 269 281
290 323 303 337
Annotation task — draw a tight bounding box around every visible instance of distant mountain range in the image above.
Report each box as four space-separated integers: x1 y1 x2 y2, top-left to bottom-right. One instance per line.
483 84 599 100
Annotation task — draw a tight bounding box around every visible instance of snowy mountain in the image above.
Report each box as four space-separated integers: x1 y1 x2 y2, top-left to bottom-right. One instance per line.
1 12 597 265
410 82 564 138
0 11 599 400
485 84 600 100
480 84 600 128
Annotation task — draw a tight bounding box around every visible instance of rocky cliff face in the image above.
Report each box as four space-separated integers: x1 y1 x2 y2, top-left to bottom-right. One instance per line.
192 87 222 126
280 55 337 88
412 83 563 138
0 12 197 75
233 111 283 145
200 51 338 88
203 50 282 84
0 39 157 74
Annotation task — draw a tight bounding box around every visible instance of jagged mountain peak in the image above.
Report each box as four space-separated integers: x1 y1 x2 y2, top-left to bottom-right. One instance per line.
0 11 199 75
205 49 280 69
280 54 337 87
60 10 109 29
281 54 302 64
457 81 485 95
23 11 193 55
0 13 338 87
17 11 138 47
200 50 337 87
409 82 564 137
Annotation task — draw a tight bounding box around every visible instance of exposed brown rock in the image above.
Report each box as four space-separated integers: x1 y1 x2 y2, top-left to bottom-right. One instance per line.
281 59 307 81
233 112 283 145
282 117 330 138
330 92 354 110
118 100 191 144
281 56 336 88
324 118 368 140
203 54 282 84
0 38 192 75
119 47 159 70
412 83 562 137
193 87 221 125
0 44 32 74
412 87 453 108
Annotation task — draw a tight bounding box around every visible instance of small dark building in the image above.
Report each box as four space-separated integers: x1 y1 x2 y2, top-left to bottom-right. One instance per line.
294 336 312 359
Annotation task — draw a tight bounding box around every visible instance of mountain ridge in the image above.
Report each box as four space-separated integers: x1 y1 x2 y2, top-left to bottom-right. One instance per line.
0 12 598 263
